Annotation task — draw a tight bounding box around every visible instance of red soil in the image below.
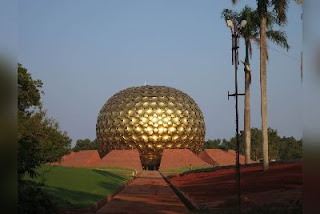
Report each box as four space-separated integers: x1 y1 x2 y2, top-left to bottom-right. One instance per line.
159 149 208 170
198 149 256 166
170 161 303 209
51 150 101 167
97 149 143 171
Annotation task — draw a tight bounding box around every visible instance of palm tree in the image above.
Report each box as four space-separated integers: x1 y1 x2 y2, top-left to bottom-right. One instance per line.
222 5 289 166
259 0 289 171
230 0 289 171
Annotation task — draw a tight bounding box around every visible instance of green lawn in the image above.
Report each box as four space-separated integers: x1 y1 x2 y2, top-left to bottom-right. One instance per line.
160 165 211 174
25 165 133 209
91 166 138 176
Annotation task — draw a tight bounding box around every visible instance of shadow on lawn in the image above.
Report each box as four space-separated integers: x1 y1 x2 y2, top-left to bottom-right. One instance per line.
91 169 128 180
44 186 104 209
92 169 132 189
44 170 129 209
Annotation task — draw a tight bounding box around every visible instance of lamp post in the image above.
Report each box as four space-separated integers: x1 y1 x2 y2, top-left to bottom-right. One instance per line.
226 19 246 213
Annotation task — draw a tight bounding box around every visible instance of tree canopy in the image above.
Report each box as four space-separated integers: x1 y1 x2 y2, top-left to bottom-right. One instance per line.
18 64 72 213
18 63 72 178
221 5 290 63
203 128 302 161
72 138 97 152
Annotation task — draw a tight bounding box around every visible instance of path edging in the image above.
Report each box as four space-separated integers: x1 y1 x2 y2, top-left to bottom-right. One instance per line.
159 171 199 211
180 159 302 176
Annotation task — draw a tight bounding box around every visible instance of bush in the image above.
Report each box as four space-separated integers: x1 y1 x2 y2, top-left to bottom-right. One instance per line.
18 180 58 214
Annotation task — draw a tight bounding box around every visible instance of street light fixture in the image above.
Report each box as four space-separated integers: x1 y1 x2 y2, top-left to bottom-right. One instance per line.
226 19 246 213
226 19 234 28
240 20 247 28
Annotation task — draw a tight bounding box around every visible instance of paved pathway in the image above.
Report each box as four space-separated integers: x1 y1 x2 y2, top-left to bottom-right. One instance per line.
96 171 189 214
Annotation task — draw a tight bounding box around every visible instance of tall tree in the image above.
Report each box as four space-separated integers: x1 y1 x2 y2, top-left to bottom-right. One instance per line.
222 7 257 164
231 0 290 170
18 64 72 178
18 64 71 213
278 137 302 160
222 6 289 165
18 64 44 178
258 0 289 171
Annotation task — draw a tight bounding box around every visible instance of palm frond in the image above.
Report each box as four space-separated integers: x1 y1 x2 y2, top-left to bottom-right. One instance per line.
222 2 290 64
266 11 277 28
221 9 237 21
271 0 289 25
238 6 260 41
266 30 290 51
257 0 268 15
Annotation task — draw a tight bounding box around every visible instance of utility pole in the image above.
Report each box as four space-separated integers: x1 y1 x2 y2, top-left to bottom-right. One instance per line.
226 19 246 213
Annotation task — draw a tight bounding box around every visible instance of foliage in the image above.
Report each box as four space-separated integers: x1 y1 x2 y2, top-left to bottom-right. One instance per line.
18 63 43 114
227 0 291 171
221 5 290 63
18 63 44 179
39 118 72 163
278 137 303 160
25 165 132 209
73 138 97 152
18 180 58 214
203 128 302 161
18 64 72 213
202 138 229 151
18 64 72 178
18 113 72 179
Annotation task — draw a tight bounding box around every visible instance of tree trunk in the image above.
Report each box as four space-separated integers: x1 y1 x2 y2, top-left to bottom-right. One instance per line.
244 39 251 164
260 15 269 170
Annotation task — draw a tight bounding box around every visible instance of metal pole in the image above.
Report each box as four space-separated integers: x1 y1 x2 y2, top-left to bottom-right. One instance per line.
228 23 244 213
234 26 241 213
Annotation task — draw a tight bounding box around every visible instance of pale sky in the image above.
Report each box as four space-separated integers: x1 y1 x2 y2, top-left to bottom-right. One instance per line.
17 0 303 145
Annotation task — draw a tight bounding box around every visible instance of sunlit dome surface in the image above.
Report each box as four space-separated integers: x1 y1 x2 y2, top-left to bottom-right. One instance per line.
96 85 205 166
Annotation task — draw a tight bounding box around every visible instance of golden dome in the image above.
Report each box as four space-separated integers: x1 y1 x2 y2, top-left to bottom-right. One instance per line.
96 85 205 166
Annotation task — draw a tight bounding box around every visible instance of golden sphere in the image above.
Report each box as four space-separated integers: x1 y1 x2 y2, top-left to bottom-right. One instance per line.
96 85 205 166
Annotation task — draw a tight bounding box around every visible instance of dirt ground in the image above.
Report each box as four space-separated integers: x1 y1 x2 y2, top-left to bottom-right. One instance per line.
170 161 303 211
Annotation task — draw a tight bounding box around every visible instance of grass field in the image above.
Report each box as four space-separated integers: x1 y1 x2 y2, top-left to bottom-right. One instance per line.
160 165 211 174
25 165 133 209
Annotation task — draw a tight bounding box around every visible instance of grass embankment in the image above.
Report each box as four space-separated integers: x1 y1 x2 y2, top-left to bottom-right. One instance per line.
25 165 133 209
160 165 211 174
